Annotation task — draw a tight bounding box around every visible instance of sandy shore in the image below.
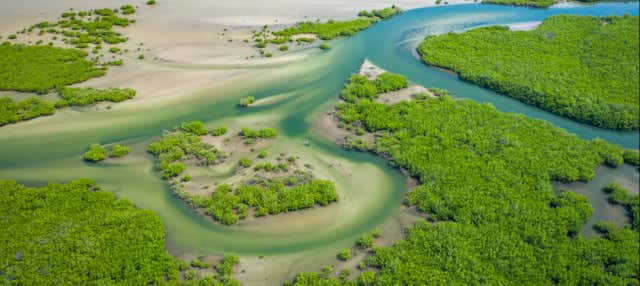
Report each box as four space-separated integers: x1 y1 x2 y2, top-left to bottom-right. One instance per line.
508 21 543 31
0 0 469 104
314 59 434 144
0 1 459 284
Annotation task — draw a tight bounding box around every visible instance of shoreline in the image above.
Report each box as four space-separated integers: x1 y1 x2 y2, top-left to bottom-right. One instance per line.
0 0 470 106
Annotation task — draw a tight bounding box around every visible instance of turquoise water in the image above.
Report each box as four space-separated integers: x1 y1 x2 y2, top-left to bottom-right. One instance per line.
364 3 640 149
0 2 638 268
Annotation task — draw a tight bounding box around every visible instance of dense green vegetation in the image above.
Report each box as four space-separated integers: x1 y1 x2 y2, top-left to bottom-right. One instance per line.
176 171 338 225
120 5 136 15
109 144 130 158
0 179 242 285
0 179 179 284
418 15 639 130
211 126 228 136
604 182 639 232
239 127 278 141
147 121 226 178
56 87 136 107
247 6 400 57
482 0 611 8
0 97 55 126
624 150 640 166
357 6 403 19
339 72 408 103
147 121 336 225
337 249 351 261
180 120 209 136
24 6 136 50
0 87 135 126
239 96 255 107
483 0 556 8
0 8 138 126
372 72 408 93
83 143 107 162
238 157 253 168
273 18 375 41
0 43 105 94
290 74 640 285
255 5 401 53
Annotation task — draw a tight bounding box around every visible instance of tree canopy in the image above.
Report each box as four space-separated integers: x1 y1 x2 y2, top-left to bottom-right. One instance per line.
0 97 55 126
0 43 105 94
418 15 640 130
56 87 136 107
290 73 640 285
179 171 338 225
0 179 179 284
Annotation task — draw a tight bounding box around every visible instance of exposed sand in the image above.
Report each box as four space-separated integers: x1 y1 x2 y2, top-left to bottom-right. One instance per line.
0 0 469 107
0 1 463 284
508 21 543 31
314 59 435 147
361 59 434 103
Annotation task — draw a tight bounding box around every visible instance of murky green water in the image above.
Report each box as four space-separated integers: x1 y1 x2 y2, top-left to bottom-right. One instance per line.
0 2 638 281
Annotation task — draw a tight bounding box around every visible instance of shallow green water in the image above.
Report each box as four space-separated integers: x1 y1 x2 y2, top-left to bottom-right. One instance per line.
0 2 638 275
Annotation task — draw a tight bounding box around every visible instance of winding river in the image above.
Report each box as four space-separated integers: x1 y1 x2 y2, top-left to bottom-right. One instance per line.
0 2 638 282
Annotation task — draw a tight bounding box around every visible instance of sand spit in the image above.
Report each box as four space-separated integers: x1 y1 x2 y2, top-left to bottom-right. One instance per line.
508 21 543 31
360 59 435 103
314 59 435 163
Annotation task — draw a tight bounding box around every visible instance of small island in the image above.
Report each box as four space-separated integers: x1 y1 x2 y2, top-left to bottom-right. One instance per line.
147 121 339 225
0 6 140 126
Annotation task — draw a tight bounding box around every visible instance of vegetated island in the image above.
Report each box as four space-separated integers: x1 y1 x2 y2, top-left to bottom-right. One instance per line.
0 6 141 126
482 0 619 8
290 62 640 285
147 121 338 225
0 179 242 285
250 5 402 56
603 182 639 232
417 15 639 131
83 143 131 162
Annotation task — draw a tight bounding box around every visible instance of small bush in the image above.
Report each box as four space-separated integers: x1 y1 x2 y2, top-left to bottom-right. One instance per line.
120 5 136 15
180 120 208 135
211 126 228 136
337 249 351 261
190 258 211 269
374 72 408 93
239 96 255 107
84 144 106 162
239 157 253 168
109 144 130 158
163 162 185 178
356 232 374 248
